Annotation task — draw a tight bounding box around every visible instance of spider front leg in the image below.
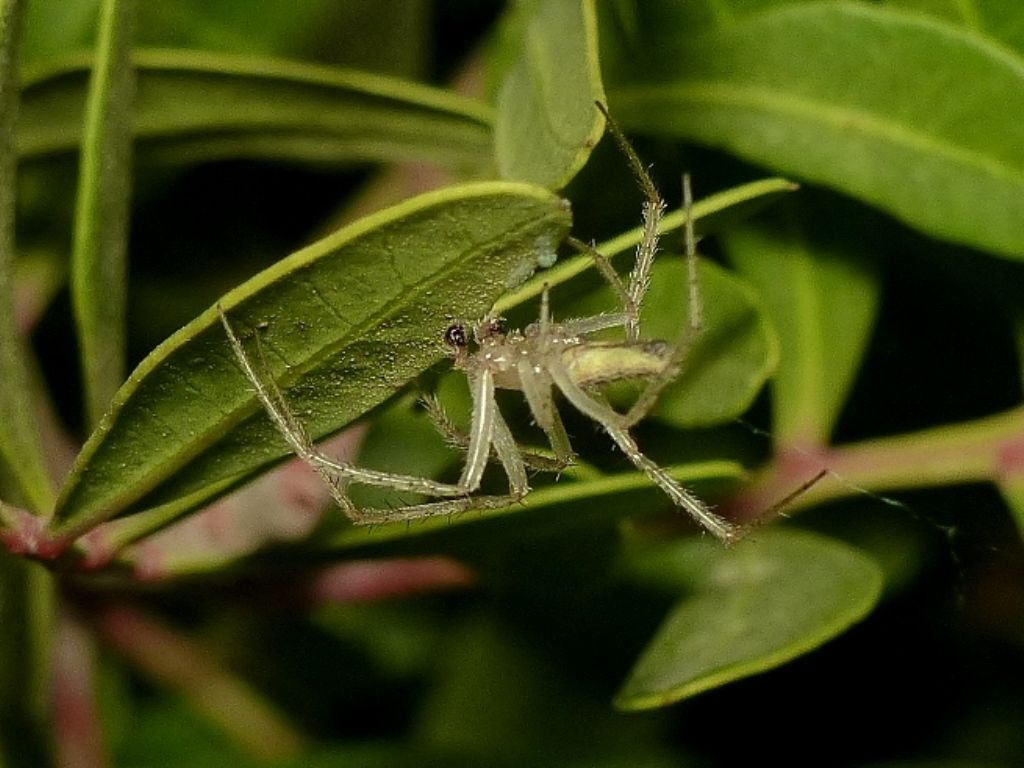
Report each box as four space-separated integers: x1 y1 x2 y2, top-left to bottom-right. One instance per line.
220 309 521 525
420 393 568 473
352 365 533 525
622 173 704 428
595 101 667 342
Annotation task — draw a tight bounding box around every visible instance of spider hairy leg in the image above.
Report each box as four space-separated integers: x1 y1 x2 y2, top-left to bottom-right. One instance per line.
219 307 524 525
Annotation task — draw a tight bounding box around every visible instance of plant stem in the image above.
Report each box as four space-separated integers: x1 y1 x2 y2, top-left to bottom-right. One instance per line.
96 605 306 760
723 405 1024 527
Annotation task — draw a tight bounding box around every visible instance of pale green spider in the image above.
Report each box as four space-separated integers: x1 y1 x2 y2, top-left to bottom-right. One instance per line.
221 105 739 544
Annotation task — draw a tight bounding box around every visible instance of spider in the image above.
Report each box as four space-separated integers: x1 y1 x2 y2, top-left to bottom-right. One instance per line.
220 104 739 544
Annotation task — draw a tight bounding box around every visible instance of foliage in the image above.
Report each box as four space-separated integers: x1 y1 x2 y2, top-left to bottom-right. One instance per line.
1 0 1022 766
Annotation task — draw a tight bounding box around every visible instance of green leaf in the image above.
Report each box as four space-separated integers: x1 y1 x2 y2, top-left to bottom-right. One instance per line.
562 258 778 427
0 0 53 514
18 49 493 169
21 0 98 62
70 0 135 429
611 2 1024 259
723 195 881 445
888 0 1024 54
615 528 883 709
495 0 606 188
50 182 571 538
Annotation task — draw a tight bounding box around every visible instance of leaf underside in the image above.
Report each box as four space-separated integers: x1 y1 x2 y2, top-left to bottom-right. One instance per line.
52 183 571 535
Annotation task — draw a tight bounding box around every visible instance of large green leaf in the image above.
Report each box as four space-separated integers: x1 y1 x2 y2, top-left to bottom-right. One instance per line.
615 528 883 709
723 195 881 445
70 0 135 429
495 0 605 188
610 2 1024 259
18 49 492 169
50 182 571 538
887 0 1024 54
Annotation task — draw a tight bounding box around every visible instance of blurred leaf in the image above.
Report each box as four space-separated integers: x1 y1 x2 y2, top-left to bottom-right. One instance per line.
70 0 135 428
615 528 883 709
114 698 306 768
137 0 430 77
51 183 571 538
413 612 666 762
563 259 778 427
97 607 304 760
0 0 53 513
723 195 881 445
611 2 1024 259
20 0 98 62
0 554 49 767
495 0 605 188
14 248 66 333
19 49 493 169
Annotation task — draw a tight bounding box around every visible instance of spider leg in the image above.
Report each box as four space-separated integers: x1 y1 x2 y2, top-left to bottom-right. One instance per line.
517 358 575 467
221 307 360 515
490 401 529 496
420 393 568 473
548 354 737 544
596 102 666 341
567 235 636 331
350 494 517 525
517 286 578 469
622 174 704 428
340 396 528 526
221 309 492 526
602 420 738 545
458 367 496 491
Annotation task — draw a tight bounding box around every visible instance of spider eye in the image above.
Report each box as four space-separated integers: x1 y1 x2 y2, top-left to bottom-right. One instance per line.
444 323 467 348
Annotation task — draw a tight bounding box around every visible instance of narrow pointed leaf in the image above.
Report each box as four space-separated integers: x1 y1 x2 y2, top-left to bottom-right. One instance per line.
612 2 1024 259
19 49 492 169
495 0 605 188
70 0 136 428
616 529 883 709
0 0 53 513
150 461 747 578
723 196 881 445
51 182 571 537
